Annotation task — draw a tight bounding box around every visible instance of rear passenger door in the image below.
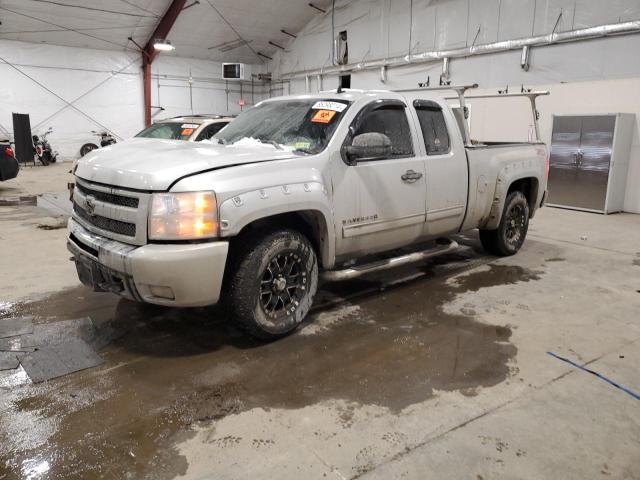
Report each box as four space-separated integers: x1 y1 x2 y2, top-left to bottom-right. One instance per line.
331 100 427 259
413 100 468 235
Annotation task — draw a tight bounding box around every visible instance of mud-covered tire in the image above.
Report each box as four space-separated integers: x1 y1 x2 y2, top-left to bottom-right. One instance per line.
479 191 530 256
225 229 318 340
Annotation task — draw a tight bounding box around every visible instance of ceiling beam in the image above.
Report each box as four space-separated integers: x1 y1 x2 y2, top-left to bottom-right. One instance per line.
143 0 188 65
142 0 187 126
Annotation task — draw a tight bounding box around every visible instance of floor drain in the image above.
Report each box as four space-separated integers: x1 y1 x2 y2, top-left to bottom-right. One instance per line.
0 195 37 206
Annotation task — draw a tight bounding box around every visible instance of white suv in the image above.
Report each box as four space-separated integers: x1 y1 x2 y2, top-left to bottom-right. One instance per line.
135 115 234 142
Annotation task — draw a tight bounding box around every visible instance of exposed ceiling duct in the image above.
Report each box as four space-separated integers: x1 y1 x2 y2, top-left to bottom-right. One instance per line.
281 20 640 80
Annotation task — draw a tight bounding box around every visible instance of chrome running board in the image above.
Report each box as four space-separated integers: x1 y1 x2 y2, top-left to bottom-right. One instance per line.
322 239 459 282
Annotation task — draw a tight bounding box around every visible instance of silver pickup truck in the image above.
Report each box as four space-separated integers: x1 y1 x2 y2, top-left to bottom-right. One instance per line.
68 86 549 339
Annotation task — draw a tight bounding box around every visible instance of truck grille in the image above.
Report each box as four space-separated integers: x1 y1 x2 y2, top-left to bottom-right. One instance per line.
73 203 136 237
75 182 139 208
72 178 150 245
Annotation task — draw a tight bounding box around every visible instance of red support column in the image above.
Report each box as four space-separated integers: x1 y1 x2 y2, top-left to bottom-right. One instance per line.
141 0 187 127
143 61 152 127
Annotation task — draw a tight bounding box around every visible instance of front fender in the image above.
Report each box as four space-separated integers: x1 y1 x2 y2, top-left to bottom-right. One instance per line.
218 181 336 268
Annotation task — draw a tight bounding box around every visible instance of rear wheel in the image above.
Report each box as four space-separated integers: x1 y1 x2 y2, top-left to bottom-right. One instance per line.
225 229 318 340
479 191 530 256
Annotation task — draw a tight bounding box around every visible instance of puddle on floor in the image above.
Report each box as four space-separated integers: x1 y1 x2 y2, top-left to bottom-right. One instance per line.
0 253 543 479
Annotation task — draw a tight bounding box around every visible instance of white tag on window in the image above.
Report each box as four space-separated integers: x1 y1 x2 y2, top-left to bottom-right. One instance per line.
311 101 347 112
181 123 199 128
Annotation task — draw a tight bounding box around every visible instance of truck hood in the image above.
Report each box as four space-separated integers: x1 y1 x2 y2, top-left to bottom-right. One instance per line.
75 137 298 191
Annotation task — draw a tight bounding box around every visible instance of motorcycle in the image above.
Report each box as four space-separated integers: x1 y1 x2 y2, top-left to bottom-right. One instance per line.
33 127 58 166
80 131 117 157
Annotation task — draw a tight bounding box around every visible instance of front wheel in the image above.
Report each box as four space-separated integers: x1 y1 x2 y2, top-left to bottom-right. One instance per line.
225 229 318 340
80 143 99 157
37 153 49 166
479 191 530 256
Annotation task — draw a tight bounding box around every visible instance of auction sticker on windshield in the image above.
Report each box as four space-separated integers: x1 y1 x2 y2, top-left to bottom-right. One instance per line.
312 101 347 112
312 110 337 123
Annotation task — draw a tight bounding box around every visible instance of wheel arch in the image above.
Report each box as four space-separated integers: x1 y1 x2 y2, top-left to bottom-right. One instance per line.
507 177 539 215
218 181 336 269
484 172 541 230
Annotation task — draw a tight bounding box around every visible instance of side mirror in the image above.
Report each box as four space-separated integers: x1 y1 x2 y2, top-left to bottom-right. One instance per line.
343 132 392 164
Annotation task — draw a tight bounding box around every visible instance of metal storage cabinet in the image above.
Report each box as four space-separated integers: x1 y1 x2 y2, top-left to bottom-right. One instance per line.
547 113 635 214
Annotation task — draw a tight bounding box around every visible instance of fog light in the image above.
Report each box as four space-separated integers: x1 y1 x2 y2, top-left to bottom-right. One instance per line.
149 285 175 300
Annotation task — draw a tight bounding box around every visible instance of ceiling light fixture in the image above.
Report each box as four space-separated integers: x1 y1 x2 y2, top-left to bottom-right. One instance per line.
153 39 175 51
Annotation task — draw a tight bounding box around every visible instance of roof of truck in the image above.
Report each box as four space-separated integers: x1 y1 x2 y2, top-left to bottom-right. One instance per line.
260 88 442 104
157 115 234 124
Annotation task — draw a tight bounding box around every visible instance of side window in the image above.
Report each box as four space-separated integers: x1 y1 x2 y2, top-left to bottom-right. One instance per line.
353 106 414 157
414 101 451 155
196 122 228 141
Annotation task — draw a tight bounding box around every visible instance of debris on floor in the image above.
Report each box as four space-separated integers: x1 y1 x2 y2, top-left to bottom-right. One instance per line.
37 217 67 230
37 192 73 216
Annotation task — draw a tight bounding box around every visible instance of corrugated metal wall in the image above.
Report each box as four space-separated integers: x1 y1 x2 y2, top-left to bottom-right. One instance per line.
268 0 640 213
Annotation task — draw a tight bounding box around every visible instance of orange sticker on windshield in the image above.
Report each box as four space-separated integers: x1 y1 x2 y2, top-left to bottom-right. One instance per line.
181 128 194 136
312 109 337 123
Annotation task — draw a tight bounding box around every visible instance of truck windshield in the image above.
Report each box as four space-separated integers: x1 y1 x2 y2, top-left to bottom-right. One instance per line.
214 98 351 154
135 123 196 140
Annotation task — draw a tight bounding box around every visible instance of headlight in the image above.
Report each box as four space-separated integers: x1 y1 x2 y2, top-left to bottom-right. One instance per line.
149 191 219 240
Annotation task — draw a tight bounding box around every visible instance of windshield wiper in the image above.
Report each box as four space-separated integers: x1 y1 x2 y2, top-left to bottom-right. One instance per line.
258 138 283 150
293 148 313 155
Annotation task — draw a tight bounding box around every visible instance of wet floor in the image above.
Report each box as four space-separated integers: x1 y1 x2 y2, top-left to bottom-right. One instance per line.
0 243 544 479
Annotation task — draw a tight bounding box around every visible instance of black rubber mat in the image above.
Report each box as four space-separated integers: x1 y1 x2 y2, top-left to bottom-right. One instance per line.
0 352 21 371
19 338 103 383
0 317 34 339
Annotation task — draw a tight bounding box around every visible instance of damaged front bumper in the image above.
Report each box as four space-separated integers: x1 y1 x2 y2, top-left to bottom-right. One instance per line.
67 218 229 307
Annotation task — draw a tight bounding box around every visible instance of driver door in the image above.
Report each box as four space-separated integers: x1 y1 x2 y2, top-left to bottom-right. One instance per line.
331 100 427 261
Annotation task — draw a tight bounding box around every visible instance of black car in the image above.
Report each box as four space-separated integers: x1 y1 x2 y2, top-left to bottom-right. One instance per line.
0 140 19 182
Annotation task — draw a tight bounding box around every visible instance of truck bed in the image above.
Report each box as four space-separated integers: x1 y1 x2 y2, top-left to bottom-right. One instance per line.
461 142 547 231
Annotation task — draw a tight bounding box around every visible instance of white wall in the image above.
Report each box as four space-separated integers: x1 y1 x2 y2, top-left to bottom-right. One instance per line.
0 40 142 161
0 39 266 160
150 57 267 121
268 0 640 213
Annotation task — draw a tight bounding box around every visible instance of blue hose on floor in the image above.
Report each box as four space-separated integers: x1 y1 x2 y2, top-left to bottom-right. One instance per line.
547 351 640 401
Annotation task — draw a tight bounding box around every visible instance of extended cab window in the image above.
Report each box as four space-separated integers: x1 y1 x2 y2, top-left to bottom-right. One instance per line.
353 105 413 157
414 100 451 155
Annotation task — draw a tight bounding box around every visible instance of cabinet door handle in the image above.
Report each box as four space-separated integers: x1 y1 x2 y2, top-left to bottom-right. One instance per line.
401 170 423 182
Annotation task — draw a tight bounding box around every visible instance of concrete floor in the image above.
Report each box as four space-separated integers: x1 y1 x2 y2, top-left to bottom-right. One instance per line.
1 165 639 479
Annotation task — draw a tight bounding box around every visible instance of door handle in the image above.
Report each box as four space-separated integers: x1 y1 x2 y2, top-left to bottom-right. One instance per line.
401 169 423 183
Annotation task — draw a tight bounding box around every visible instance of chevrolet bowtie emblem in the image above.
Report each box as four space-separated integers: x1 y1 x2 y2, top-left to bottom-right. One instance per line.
85 195 96 216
